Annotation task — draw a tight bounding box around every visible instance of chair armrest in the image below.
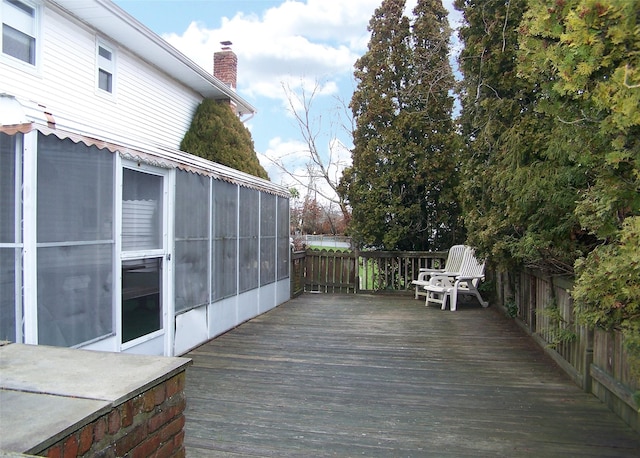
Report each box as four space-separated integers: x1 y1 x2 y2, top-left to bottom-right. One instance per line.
419 269 459 281
454 275 484 282
453 275 484 288
417 268 443 281
428 275 454 287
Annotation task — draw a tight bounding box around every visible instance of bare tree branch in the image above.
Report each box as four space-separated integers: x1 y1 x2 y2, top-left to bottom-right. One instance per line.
265 80 352 220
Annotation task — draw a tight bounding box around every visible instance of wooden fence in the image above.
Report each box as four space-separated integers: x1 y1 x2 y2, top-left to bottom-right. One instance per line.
495 268 640 433
289 250 640 433
290 248 446 295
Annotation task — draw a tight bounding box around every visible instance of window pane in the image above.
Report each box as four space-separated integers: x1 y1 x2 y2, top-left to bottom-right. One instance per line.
175 240 208 312
212 238 236 301
239 188 258 293
0 133 19 343
37 134 114 243
0 248 17 342
122 258 161 343
122 168 163 251
175 170 209 312
2 24 34 64
213 180 237 237
98 69 112 92
175 171 209 239
7 0 35 18
260 193 276 286
0 133 17 243
98 46 111 60
239 237 258 293
38 244 113 347
211 180 237 301
239 188 259 237
277 196 290 279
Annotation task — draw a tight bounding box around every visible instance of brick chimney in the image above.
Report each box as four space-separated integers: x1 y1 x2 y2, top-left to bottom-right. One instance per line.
214 41 237 90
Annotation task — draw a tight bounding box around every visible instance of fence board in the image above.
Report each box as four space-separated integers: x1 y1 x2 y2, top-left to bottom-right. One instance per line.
303 249 357 294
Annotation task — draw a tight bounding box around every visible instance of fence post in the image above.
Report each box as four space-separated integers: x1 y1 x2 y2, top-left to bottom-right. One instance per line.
354 247 360 294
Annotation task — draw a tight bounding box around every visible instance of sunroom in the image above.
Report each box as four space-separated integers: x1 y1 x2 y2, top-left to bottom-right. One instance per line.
0 114 290 356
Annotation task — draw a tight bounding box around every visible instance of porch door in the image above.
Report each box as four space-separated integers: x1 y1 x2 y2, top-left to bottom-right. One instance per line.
120 165 170 348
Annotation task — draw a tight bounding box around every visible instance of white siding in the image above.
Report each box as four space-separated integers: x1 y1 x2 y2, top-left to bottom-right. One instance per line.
1 5 201 149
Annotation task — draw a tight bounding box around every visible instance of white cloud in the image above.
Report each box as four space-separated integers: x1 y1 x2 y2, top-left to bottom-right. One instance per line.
161 0 460 200
162 0 380 101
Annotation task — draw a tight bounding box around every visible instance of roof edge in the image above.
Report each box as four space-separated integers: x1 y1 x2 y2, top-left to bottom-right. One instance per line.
50 0 256 117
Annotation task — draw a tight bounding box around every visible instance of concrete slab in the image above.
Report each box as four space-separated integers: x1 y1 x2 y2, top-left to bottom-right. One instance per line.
0 343 191 454
0 344 191 404
0 389 109 453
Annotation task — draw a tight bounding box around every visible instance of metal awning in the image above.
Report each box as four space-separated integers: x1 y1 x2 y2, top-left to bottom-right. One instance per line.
0 103 287 197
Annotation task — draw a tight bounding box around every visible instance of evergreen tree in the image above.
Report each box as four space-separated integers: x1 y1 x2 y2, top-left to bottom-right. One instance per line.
518 0 640 373
455 0 592 273
181 99 269 180
341 0 461 251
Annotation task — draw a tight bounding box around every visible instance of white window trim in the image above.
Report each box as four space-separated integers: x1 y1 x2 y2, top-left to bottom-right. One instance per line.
0 0 41 74
95 38 116 97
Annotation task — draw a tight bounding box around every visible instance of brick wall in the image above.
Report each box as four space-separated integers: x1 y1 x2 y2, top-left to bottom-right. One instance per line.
40 371 187 458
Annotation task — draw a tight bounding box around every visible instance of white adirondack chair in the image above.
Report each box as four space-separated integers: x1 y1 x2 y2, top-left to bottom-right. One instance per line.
424 248 489 311
411 245 467 299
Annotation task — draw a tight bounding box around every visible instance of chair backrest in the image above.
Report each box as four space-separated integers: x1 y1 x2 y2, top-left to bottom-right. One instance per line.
458 248 486 278
444 245 467 273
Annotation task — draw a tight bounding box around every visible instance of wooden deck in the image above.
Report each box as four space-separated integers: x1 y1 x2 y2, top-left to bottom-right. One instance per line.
183 294 640 457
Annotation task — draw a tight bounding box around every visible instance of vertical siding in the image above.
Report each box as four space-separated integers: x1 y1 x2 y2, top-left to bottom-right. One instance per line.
1 5 202 149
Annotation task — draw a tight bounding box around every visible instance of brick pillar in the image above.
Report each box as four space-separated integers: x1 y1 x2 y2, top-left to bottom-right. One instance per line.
214 42 237 90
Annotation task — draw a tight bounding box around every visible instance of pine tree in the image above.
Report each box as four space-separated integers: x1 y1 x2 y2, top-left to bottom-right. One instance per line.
341 0 461 250
181 99 269 180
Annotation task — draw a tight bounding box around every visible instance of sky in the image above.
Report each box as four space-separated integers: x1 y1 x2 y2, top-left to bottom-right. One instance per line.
114 0 462 203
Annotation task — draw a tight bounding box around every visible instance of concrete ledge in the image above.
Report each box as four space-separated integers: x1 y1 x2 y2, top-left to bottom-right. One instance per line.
0 344 191 455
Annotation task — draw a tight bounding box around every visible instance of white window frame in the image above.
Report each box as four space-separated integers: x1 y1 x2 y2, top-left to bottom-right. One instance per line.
96 38 116 96
0 0 41 72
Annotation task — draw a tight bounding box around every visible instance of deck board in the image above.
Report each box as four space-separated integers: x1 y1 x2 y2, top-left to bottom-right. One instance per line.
184 294 640 457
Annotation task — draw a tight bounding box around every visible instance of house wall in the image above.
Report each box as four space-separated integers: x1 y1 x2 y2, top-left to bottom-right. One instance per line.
1 2 201 149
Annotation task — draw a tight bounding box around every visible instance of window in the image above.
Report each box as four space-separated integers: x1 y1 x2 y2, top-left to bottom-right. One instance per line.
122 258 161 343
277 196 290 280
260 193 276 286
175 170 209 312
239 187 259 293
36 133 114 347
121 168 163 251
1 0 38 66
211 180 237 302
96 41 114 93
0 133 21 342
